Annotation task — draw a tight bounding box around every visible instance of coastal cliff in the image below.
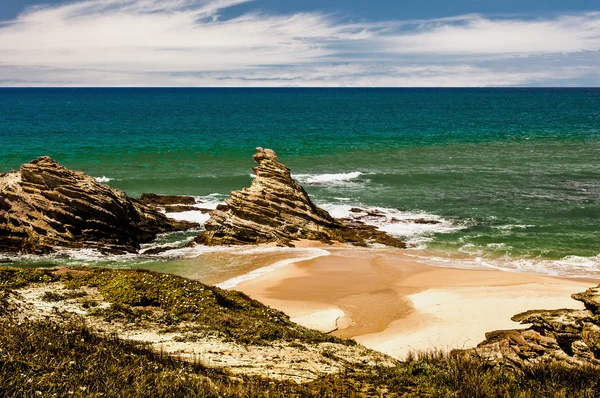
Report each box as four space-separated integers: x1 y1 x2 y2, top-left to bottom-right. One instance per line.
0 157 198 255
195 148 406 248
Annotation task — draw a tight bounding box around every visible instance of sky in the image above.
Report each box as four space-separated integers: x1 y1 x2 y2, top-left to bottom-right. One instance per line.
0 0 599 87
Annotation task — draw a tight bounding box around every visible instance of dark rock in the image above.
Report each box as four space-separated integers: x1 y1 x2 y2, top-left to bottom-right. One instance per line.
0 157 199 254
162 205 201 213
410 218 441 225
141 245 183 255
194 148 405 248
572 287 600 313
0 195 10 211
139 193 198 206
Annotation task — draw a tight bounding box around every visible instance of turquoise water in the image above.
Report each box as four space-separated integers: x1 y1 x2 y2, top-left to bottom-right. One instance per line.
1 88 599 277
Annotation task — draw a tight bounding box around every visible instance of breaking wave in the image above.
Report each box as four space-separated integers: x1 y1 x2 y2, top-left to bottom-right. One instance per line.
94 176 113 183
293 171 365 186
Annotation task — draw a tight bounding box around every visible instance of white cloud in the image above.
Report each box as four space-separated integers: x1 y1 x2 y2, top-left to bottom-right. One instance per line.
0 0 598 86
383 13 600 55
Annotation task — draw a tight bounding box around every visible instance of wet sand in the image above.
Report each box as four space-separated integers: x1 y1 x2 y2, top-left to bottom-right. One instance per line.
231 247 598 359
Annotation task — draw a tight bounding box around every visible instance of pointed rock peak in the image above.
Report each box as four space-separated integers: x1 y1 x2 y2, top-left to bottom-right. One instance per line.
251 147 295 184
253 147 279 164
29 156 59 166
196 148 405 248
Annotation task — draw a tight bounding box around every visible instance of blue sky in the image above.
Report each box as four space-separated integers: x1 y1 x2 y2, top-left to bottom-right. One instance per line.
1 0 599 86
3 0 599 21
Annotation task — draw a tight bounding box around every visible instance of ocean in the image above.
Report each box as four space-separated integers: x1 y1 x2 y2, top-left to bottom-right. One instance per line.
1 88 599 279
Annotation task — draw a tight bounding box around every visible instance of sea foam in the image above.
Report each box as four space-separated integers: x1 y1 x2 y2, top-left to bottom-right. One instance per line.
405 252 600 279
164 194 225 224
318 202 462 245
94 176 113 183
293 171 364 186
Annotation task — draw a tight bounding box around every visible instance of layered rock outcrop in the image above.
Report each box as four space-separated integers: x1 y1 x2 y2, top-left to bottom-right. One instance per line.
463 285 600 368
0 157 198 254
195 148 405 248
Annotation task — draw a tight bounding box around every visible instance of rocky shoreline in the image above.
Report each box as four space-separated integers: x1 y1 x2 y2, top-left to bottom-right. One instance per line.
0 157 198 255
464 285 600 368
1 151 600 375
0 150 408 256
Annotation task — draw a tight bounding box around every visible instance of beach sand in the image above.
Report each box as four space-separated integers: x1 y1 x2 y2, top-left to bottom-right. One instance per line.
230 246 598 359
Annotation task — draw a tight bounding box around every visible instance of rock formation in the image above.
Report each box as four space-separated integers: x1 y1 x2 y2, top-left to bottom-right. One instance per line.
195 148 405 248
0 157 198 255
461 285 600 368
138 193 211 213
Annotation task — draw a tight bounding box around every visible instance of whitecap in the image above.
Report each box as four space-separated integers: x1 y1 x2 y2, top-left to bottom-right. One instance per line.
293 171 364 186
163 193 226 225
165 210 211 225
95 176 112 183
405 252 600 279
492 224 535 231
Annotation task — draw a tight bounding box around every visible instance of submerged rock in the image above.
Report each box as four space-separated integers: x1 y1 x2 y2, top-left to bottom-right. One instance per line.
460 285 600 368
195 148 405 248
138 193 210 214
138 193 198 207
0 157 198 254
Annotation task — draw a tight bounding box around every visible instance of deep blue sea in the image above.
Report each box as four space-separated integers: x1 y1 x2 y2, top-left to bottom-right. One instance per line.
1 88 599 279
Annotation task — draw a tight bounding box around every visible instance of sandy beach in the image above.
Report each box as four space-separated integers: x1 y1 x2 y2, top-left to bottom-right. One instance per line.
227 246 598 359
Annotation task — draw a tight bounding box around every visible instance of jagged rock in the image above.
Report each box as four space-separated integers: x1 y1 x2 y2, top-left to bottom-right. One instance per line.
0 157 198 255
139 193 198 207
161 205 201 213
194 148 405 248
459 285 600 369
572 286 600 313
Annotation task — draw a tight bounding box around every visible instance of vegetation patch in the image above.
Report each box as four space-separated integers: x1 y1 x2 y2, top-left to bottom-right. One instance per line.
58 267 348 345
0 267 60 291
90 303 153 324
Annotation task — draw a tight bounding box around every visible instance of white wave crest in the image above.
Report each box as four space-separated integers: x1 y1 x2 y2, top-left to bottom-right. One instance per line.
95 176 112 183
405 252 600 279
165 210 211 225
164 194 226 225
293 171 364 186
492 224 535 231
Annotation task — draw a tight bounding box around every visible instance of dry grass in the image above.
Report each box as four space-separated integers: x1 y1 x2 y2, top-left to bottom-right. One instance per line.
1 266 600 397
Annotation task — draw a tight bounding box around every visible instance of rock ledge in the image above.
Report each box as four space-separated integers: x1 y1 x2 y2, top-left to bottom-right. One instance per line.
461 285 600 368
